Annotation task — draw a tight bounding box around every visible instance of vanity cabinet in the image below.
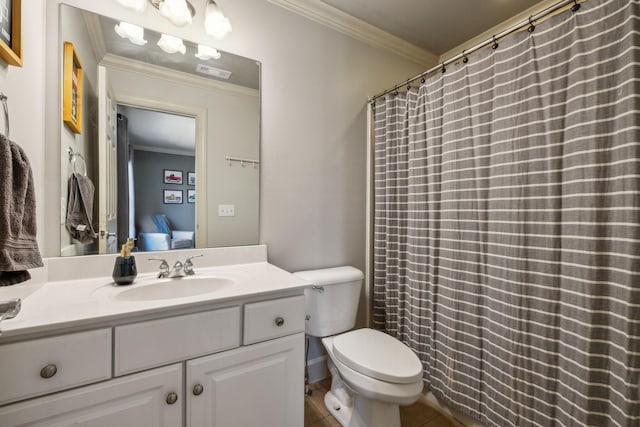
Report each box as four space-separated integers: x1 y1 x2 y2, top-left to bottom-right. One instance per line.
0 363 183 426
187 333 304 427
0 328 112 406
0 294 306 427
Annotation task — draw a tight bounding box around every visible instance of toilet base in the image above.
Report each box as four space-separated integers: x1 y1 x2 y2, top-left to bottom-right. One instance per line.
324 360 402 427
325 390 402 427
324 390 352 427
348 395 401 427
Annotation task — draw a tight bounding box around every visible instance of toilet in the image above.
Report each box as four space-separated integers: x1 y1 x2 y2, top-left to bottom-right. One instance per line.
295 266 423 427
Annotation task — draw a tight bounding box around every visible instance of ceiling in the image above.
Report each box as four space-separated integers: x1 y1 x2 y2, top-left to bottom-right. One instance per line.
319 0 543 56
118 105 196 154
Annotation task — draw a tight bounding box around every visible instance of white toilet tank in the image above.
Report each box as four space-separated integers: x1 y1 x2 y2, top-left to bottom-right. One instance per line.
294 266 364 338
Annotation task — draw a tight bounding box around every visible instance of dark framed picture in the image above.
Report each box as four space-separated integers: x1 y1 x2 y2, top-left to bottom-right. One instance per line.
62 41 83 134
0 0 22 67
187 171 196 186
187 189 195 203
163 189 183 204
163 169 183 184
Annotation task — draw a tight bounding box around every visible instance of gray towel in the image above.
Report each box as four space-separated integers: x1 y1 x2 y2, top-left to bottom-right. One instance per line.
0 134 44 286
65 172 97 244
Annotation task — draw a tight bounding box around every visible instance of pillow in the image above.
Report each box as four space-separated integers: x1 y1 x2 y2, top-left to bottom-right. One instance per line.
152 214 171 235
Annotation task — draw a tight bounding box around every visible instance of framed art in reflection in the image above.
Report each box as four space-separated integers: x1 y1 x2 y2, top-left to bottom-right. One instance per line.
63 41 82 134
164 169 183 184
163 190 183 204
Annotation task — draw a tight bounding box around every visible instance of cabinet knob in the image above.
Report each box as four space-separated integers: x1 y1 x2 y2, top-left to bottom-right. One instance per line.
193 384 204 396
166 392 178 405
275 316 285 327
40 364 58 379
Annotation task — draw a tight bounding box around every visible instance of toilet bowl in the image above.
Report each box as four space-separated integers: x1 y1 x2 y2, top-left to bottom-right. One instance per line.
322 329 423 427
295 267 424 427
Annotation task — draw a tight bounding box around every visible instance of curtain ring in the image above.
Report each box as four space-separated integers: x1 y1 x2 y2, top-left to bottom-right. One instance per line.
420 77 426 84
571 0 580 12
407 84 411 90
492 35 499 50
441 63 446 73
462 50 469 64
527 16 535 33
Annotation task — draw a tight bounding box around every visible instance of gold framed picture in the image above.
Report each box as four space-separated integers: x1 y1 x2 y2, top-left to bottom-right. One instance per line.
63 41 83 134
0 0 22 67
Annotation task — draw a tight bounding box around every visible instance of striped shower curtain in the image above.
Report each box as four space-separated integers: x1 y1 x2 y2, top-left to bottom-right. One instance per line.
372 0 639 426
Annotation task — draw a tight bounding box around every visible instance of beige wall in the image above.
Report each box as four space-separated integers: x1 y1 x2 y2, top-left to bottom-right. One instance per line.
2 0 425 278
59 5 99 256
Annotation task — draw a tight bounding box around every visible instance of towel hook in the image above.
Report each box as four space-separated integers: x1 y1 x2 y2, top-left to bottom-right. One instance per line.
67 147 87 176
0 93 9 138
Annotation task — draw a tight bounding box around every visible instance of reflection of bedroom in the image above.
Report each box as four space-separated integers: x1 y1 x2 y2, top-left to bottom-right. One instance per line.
117 105 196 252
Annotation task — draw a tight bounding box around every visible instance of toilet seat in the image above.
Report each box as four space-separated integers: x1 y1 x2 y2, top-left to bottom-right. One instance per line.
332 328 423 384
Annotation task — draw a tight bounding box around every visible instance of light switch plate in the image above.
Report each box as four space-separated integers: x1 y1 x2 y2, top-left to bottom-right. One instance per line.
218 204 235 217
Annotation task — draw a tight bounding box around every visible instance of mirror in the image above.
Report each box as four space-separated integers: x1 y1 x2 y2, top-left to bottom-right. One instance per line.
58 5 260 257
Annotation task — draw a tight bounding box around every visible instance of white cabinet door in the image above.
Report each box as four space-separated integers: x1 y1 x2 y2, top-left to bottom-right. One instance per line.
187 332 304 427
0 364 182 427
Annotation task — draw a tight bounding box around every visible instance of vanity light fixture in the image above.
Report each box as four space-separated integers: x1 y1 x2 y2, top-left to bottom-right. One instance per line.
115 0 232 40
195 44 221 60
114 22 148 46
204 0 232 40
157 33 187 54
116 0 147 13
157 0 193 26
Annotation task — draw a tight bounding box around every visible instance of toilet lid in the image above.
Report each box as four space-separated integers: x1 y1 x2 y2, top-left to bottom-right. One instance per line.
332 328 423 384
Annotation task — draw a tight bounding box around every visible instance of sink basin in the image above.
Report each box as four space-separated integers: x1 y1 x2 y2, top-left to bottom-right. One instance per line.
115 277 234 301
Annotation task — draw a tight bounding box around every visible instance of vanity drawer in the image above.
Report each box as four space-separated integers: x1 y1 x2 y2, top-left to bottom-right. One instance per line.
0 329 112 405
244 295 305 345
114 306 240 376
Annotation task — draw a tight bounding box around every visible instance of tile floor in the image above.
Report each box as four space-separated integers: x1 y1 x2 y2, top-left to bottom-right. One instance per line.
304 378 459 427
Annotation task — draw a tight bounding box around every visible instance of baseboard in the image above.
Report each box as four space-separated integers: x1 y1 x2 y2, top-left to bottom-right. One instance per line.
307 355 329 384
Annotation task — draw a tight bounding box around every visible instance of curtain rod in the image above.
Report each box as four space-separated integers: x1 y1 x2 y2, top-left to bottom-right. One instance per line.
368 0 581 103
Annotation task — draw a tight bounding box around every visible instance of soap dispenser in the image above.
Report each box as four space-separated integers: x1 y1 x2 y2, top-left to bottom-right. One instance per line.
112 238 137 285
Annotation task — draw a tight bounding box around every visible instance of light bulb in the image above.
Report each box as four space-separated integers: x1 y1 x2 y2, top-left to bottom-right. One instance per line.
114 22 147 46
204 1 232 40
159 0 193 27
196 44 221 60
157 34 186 54
115 0 147 13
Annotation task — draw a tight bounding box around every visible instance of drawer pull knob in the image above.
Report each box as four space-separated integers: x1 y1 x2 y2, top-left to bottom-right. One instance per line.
166 392 178 405
193 384 204 396
40 364 57 379
275 316 285 327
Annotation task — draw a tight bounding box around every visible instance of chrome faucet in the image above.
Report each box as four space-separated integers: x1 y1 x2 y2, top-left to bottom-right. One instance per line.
149 255 203 279
0 298 21 336
184 254 203 275
149 258 170 278
168 261 185 278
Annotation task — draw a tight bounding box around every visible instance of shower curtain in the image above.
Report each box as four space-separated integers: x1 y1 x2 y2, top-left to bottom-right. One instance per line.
372 0 639 426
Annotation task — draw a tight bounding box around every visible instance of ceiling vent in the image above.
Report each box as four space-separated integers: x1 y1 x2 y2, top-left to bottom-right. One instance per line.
195 63 232 79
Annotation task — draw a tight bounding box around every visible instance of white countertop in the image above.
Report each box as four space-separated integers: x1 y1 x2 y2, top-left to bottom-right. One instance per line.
0 262 312 340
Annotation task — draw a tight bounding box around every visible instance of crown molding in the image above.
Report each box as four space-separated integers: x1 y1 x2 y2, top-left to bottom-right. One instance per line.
267 0 438 67
83 10 107 62
131 143 195 157
101 53 260 98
